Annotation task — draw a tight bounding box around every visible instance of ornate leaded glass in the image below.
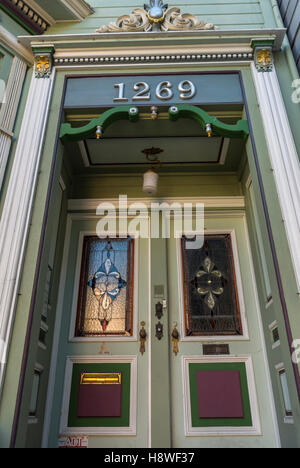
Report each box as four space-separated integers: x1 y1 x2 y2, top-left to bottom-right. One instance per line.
75 237 134 337
181 234 242 336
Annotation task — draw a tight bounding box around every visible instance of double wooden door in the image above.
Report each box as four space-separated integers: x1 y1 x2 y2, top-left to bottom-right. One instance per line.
46 211 278 448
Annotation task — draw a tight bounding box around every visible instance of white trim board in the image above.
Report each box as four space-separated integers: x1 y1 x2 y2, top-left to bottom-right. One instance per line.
251 63 300 293
18 29 286 51
0 26 33 64
0 57 27 191
0 69 55 394
68 197 245 212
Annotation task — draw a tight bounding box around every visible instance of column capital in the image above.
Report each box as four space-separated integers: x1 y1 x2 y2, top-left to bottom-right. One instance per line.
32 45 55 79
251 40 274 72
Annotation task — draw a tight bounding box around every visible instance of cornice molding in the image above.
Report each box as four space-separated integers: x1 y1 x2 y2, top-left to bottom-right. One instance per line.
16 28 285 70
0 0 50 34
0 0 93 35
18 29 286 52
53 49 254 68
25 0 56 26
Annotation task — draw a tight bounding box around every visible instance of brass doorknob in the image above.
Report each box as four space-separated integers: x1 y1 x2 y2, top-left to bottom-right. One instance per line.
139 322 147 355
171 323 179 356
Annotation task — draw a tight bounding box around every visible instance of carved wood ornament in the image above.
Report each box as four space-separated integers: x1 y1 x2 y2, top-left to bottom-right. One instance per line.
96 1 216 33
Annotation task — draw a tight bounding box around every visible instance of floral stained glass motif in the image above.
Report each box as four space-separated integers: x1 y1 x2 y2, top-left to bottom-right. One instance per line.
75 237 134 337
181 234 242 336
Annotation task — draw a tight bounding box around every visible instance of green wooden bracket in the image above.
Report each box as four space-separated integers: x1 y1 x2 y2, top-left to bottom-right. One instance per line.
168 105 249 139
60 104 249 144
60 106 139 143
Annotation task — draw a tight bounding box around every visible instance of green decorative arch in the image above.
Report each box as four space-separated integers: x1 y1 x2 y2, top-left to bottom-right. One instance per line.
60 104 249 144
60 106 140 144
168 105 249 139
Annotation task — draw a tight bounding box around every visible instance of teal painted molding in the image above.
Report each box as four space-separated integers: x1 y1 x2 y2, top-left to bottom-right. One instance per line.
169 105 249 139
32 46 55 55
60 106 140 143
60 104 249 143
251 39 275 50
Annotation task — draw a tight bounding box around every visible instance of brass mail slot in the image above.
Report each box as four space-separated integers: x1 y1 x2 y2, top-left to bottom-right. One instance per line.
80 373 121 385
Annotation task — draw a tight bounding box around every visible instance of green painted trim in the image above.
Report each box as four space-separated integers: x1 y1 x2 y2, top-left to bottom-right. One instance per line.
169 105 249 140
32 47 55 55
189 362 252 427
60 106 140 143
60 104 249 144
68 363 131 428
0 5 37 35
251 40 275 50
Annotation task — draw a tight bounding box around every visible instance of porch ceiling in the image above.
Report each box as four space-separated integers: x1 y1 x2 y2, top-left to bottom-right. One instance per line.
63 109 246 174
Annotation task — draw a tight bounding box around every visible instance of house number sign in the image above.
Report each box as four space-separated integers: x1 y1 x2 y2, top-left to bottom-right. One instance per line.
114 80 196 102
64 74 244 108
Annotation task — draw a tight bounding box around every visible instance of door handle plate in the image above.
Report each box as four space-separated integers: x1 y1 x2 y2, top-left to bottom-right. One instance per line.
155 321 163 340
155 301 163 320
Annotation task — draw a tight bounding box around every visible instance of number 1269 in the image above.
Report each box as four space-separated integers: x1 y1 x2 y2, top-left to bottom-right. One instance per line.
114 80 196 102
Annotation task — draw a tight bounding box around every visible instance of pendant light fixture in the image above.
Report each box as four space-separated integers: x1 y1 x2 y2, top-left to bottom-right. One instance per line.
142 147 163 195
143 169 159 195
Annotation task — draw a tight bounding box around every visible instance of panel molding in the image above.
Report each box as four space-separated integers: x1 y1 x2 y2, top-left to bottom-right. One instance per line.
59 355 137 436
182 355 261 437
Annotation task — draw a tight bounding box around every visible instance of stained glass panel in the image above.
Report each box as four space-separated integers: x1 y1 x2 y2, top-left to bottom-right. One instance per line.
75 237 134 337
181 234 242 336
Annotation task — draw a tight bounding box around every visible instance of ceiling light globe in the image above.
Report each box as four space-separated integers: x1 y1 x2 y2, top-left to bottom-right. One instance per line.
143 169 159 195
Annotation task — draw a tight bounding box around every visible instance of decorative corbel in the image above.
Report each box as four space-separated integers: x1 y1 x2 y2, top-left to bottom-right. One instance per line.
252 40 274 72
33 46 55 78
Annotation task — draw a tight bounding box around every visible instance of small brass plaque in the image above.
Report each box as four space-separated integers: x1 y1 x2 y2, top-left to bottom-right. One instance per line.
203 344 230 355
